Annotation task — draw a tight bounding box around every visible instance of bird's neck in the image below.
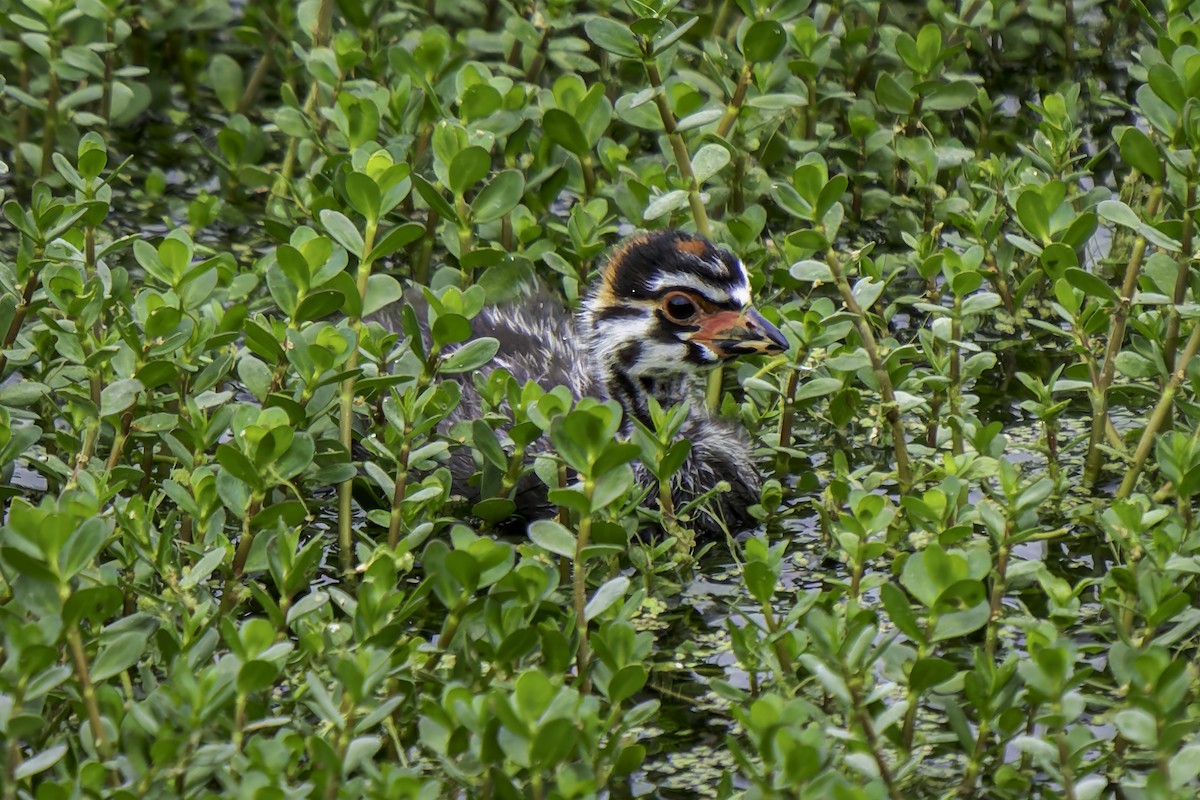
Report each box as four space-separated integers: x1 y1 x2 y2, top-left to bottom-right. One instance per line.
578 303 697 426
603 370 694 428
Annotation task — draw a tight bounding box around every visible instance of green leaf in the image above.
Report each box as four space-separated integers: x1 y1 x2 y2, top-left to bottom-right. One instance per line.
852 278 884 311
1015 190 1050 243
366 222 424 263
91 629 151 681
14 744 67 780
772 183 812 219
743 560 775 604
584 576 629 620
100 378 143 417
794 377 842 401
217 443 262 488
909 657 956 692
1114 708 1157 747
472 170 525 223
1118 127 1162 182
319 209 364 258
1063 267 1117 304
915 23 943 72
344 172 382 222
875 73 914 115
448 146 491 195
606 664 647 705
442 337 499 373
1097 199 1141 231
789 259 832 281
363 273 403 316
644 189 689 220
207 54 244 114
411 173 459 224
691 143 730 184
924 80 978 111
543 109 589 157
1114 350 1158 378
741 20 786 63
585 18 640 58
529 519 576 559
651 17 697 55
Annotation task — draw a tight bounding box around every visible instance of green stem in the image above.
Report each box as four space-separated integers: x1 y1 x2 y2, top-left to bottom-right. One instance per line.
1056 725 1079 800
99 20 115 131
15 55 29 183
337 219 380 576
573 477 596 693
67 628 108 755
715 63 752 139
387 432 412 549
39 40 59 177
324 698 357 800
848 673 905 800
220 496 263 614
949 299 964 456
0 257 44 378
1117 319 1200 499
104 409 134 472
775 364 802 475
1083 188 1162 487
1161 175 1193 378
271 0 336 198
642 58 710 238
825 249 912 490
758 601 794 679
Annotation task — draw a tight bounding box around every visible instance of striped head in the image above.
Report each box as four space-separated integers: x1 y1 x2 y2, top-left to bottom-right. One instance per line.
579 230 787 417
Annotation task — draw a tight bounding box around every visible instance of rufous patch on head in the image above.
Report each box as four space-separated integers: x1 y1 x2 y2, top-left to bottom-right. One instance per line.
675 238 709 257
598 232 652 305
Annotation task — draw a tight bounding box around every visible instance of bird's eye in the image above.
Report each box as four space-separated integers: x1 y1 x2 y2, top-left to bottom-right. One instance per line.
662 292 698 323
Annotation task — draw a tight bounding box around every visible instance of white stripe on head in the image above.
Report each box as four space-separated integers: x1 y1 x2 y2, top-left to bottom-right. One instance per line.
647 271 751 307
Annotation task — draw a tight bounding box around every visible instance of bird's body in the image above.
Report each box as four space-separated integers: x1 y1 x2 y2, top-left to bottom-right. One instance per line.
376 230 787 534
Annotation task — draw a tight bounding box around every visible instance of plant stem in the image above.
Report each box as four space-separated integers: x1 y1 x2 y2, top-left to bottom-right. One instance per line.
642 58 710 238
39 40 60 177
15 55 29 183
715 63 752 139
272 0 336 198
848 674 905 800
523 26 552 84
1056 726 1079 800
337 218 380 576
825 249 912 490
67 628 108 755
775 364 803 475
105 409 135 471
0 258 44 377
758 602 794 678
1117 319 1200 499
1162 175 1193 379
573 477 596 693
221 496 263 614
99 20 115 131
387 430 412 549
949 298 964 456
1083 188 1162 487
324 697 357 800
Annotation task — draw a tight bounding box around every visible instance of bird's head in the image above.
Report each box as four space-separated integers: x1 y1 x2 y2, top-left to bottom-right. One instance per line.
580 230 787 413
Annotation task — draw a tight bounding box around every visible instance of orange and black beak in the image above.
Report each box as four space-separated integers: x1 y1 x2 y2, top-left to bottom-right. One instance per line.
689 307 788 359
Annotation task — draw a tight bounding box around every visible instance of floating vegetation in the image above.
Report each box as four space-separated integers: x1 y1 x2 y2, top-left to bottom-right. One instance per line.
1 1 1198 798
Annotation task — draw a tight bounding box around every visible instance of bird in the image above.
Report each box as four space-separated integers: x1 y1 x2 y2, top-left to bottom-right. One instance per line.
373 229 788 534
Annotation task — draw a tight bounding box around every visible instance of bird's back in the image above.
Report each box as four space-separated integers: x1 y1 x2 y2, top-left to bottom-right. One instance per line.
373 289 592 520
468 293 593 399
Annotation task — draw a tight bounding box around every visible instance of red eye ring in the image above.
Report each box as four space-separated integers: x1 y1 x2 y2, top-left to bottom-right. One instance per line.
661 292 699 323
